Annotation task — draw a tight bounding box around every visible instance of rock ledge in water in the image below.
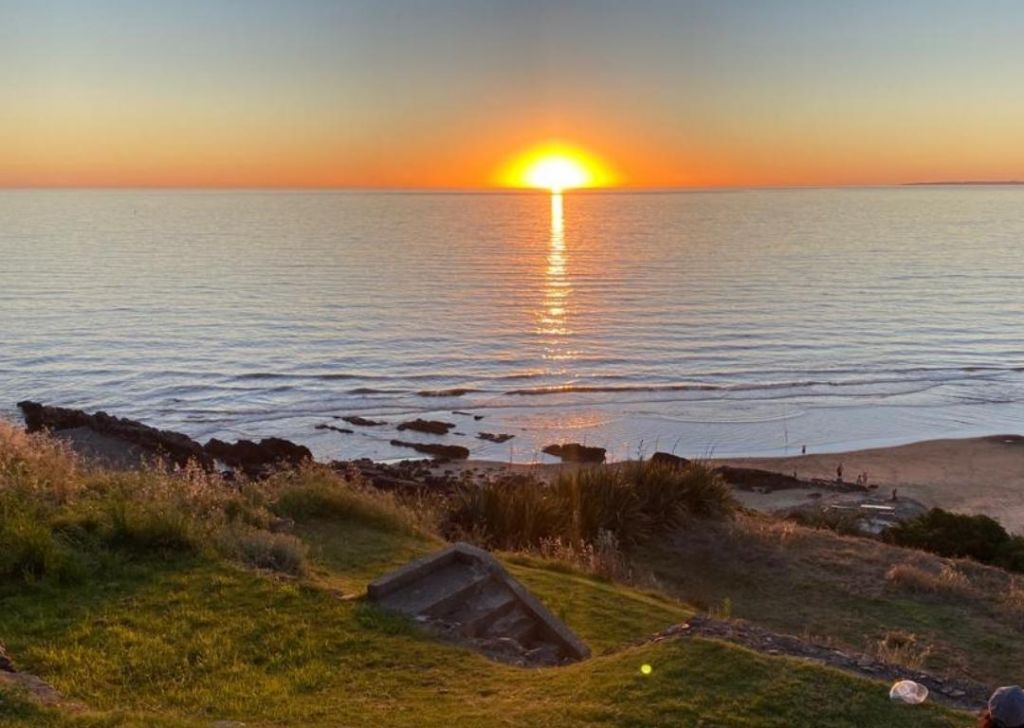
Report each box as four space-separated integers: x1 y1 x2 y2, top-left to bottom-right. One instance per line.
205 437 313 478
396 419 456 435
542 443 606 463
16 400 210 469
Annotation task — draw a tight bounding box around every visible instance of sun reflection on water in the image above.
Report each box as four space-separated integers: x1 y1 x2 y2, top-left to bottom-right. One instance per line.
538 191 575 364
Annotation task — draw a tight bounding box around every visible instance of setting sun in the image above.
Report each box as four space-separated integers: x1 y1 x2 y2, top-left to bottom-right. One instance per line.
524 156 588 192
498 143 617 191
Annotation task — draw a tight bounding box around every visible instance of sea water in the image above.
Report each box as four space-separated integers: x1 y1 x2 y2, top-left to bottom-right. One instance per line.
2 187 1023 461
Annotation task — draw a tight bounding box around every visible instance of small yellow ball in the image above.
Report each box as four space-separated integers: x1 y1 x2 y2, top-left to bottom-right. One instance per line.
640 663 653 675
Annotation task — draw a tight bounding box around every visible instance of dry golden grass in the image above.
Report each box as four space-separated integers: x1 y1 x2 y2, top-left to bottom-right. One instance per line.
0 420 80 501
642 509 1024 684
873 630 933 670
885 562 974 598
0 425 433 583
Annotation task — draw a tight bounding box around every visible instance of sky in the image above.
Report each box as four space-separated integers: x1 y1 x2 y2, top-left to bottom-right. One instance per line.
3 0 1024 188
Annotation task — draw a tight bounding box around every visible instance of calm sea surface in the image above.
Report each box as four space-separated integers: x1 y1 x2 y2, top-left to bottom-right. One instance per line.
2 188 1023 462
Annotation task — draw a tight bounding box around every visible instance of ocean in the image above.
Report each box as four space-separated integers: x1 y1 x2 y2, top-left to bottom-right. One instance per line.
2 187 1023 462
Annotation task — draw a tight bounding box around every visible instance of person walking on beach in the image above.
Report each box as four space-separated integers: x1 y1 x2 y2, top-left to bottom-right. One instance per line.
836 463 843 483
801 444 806 455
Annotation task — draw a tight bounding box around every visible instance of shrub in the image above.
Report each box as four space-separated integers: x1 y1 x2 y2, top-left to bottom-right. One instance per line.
873 630 932 670
887 508 1010 564
996 537 1024 572
443 459 733 551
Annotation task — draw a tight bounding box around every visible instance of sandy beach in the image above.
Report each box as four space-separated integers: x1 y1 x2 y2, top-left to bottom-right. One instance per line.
714 435 1024 533
436 435 1024 533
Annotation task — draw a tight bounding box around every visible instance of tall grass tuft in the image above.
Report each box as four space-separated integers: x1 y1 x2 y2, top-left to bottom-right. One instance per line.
443 460 733 551
266 464 435 537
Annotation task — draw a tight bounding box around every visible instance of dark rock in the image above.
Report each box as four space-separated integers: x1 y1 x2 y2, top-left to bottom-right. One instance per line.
542 443 606 463
339 415 386 427
714 466 805 492
478 432 515 443
204 437 312 477
396 419 456 435
651 452 690 469
390 439 469 460
315 423 354 434
417 388 474 397
16 400 210 469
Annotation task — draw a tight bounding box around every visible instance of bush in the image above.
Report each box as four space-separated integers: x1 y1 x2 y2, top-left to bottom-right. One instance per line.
873 630 932 670
443 460 733 551
887 508 1010 563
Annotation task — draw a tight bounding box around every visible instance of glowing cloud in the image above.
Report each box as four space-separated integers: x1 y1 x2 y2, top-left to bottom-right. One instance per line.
498 142 617 191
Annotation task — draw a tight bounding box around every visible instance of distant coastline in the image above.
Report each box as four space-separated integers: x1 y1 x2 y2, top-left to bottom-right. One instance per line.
905 180 1024 186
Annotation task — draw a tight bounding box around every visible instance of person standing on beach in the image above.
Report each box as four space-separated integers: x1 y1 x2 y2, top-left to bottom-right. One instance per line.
836 463 843 482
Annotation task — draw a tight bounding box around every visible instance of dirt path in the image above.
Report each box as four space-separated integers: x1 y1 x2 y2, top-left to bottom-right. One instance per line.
614 616 989 712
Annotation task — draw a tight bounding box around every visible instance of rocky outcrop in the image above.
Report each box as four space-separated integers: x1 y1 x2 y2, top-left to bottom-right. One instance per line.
315 423 354 434
542 443 606 463
336 458 463 493
714 465 806 491
389 439 469 460
396 419 456 435
16 400 210 469
339 415 386 427
205 437 312 478
651 452 691 469
478 432 514 444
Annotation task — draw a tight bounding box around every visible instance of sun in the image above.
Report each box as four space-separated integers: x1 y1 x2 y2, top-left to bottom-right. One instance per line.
524 156 590 192
498 142 616 191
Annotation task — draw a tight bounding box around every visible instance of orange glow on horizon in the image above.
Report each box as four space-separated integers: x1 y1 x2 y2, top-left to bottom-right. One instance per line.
497 142 618 190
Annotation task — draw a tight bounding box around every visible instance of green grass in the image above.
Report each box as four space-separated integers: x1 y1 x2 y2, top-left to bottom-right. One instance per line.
0 424 973 726
643 512 1024 685
0 517 968 727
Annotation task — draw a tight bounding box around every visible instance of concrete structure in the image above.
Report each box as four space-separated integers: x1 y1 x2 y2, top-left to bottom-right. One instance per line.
367 542 590 665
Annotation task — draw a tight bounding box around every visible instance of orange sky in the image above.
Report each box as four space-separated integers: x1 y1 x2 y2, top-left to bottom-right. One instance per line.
4 2 1024 188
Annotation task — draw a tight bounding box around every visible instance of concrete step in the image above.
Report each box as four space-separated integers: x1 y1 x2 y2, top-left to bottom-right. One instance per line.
367 542 591 664
485 608 537 646
459 591 519 638
379 563 488 617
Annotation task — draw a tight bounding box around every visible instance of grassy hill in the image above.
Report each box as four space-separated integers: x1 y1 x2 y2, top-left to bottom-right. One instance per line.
0 422 971 726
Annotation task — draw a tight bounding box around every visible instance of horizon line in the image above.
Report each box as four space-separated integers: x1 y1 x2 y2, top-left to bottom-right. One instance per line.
3 181 1024 193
